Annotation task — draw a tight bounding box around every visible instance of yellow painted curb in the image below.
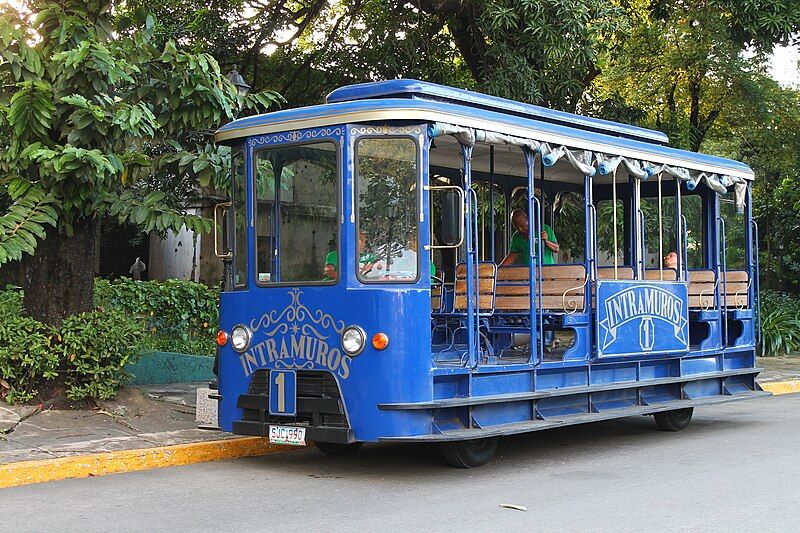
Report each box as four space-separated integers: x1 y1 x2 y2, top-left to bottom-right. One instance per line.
760 380 800 395
0 437 297 490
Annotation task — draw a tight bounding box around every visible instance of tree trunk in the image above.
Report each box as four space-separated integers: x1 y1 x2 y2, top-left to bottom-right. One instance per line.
23 217 98 327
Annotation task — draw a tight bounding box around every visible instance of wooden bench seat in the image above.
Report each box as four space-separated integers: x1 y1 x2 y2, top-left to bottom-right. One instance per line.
431 272 444 311
454 263 496 313
688 269 750 309
644 268 678 281
597 266 634 280
495 265 587 312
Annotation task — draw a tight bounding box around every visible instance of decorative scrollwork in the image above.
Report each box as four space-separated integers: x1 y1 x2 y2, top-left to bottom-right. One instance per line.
350 125 423 137
562 275 589 314
250 288 345 336
734 277 752 311
699 276 719 312
275 359 315 370
248 126 346 148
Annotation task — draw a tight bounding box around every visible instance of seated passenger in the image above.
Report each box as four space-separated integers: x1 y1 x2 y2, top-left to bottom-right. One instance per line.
323 251 338 281
664 251 678 270
358 229 383 278
385 231 436 280
322 230 383 281
500 209 559 266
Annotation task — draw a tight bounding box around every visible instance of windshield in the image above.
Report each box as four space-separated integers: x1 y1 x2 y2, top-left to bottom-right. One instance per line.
254 141 339 285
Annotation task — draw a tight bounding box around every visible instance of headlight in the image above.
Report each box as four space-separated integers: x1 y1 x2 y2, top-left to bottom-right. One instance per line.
230 325 252 353
341 325 366 356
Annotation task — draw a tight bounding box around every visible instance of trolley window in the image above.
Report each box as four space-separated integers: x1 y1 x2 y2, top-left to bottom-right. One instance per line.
720 196 745 270
254 141 339 285
596 198 624 267
356 137 420 283
682 194 704 268
232 149 247 289
641 195 678 269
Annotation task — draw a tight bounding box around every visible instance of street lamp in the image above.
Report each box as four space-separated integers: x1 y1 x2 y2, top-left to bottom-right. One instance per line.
226 65 251 98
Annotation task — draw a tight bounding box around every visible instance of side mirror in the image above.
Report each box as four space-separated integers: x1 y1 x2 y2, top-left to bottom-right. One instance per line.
440 189 461 246
427 185 464 249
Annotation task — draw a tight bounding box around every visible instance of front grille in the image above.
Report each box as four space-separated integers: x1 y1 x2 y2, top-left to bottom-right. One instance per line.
237 370 349 429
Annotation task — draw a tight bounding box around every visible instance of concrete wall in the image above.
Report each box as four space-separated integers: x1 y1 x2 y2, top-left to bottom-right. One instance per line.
148 208 202 282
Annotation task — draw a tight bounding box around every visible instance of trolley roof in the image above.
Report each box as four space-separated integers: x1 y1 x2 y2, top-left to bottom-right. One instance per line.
215 80 754 181
326 79 669 145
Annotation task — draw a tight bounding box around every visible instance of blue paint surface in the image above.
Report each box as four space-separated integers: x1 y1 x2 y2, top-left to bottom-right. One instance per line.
596 280 690 358
326 79 670 144
216 98 753 179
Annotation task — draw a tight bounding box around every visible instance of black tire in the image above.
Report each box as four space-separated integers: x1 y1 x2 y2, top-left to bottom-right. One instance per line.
314 441 363 456
440 437 499 468
654 407 694 431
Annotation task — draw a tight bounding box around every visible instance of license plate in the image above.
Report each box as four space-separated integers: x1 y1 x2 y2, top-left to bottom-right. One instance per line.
268 425 306 446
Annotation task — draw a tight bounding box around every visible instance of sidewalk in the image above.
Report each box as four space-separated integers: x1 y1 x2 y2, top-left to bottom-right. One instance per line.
0 383 231 464
0 383 291 488
1 357 799 488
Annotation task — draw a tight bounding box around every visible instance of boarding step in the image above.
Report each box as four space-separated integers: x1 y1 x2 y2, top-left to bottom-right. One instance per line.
379 389 771 442
378 367 762 411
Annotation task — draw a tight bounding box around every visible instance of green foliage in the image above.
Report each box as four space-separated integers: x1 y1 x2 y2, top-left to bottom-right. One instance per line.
94 278 218 356
0 284 23 315
0 0 282 269
59 309 144 400
0 278 217 404
0 314 58 404
759 291 800 357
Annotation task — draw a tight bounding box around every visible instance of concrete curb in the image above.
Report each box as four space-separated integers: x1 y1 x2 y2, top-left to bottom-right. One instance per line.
2 379 798 490
759 379 800 396
0 437 296 490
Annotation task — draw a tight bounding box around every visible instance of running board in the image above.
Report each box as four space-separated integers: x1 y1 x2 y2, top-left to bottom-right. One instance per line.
378 390 771 442
378 368 762 411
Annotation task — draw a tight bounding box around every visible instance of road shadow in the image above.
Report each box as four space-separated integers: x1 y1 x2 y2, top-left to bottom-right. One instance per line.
240 398 773 480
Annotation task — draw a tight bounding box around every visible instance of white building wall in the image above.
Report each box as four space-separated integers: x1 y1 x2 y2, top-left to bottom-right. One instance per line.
148 208 202 282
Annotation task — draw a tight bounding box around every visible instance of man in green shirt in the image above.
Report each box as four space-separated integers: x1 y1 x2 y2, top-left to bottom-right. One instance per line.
501 209 559 266
323 230 382 281
501 208 560 352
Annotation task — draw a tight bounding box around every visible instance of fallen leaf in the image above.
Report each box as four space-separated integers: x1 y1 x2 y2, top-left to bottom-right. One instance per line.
0 379 10 390
500 504 527 512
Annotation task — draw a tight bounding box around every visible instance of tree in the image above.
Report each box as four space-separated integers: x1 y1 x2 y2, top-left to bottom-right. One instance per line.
412 0 629 110
0 0 282 326
594 0 800 151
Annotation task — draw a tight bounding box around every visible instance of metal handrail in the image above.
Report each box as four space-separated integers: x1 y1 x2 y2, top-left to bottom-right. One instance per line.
717 215 728 345
532 195 544 365
751 219 761 344
681 214 689 282
637 209 646 280
588 203 598 281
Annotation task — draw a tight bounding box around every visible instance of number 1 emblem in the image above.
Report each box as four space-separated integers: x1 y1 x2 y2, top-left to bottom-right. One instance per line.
269 370 297 416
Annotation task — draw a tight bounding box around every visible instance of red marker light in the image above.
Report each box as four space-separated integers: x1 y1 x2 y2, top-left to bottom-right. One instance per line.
372 333 389 350
216 330 229 347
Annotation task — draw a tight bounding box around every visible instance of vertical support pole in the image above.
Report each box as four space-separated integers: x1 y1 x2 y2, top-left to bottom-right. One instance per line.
676 181 684 281
525 148 542 365
490 145 495 263
462 144 478 368
658 172 664 280
612 167 619 279
718 214 728 347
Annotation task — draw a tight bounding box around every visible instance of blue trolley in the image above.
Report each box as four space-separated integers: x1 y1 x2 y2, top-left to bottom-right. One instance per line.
211 80 767 467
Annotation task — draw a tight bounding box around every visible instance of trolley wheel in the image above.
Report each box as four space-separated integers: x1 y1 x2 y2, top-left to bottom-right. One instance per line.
314 441 363 456
440 437 499 468
653 407 694 431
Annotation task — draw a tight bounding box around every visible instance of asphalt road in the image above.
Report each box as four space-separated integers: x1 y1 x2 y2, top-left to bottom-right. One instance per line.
4 394 799 532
